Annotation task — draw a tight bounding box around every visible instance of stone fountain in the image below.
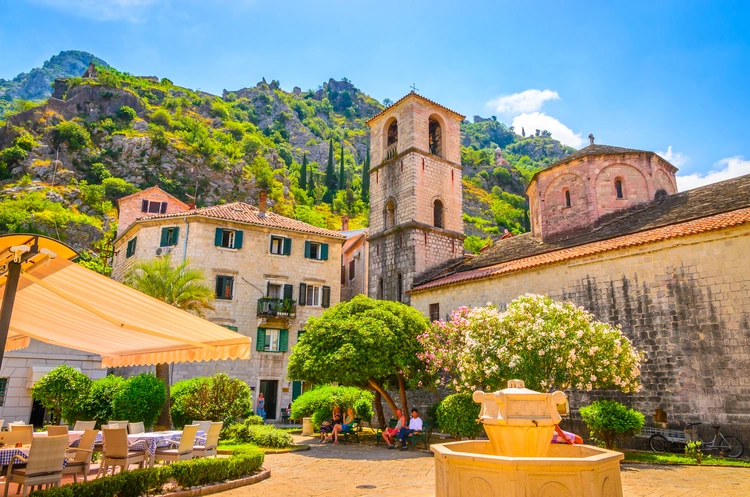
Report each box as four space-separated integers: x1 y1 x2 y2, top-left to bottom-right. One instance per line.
431 380 623 497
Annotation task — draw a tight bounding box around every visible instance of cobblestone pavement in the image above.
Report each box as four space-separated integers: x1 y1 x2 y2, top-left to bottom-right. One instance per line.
219 437 750 497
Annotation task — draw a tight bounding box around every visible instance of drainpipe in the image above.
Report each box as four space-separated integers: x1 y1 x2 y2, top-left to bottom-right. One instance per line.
182 217 189 264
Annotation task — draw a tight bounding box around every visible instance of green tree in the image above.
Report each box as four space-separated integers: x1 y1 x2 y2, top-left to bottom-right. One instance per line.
361 149 370 201
31 365 91 425
124 256 215 428
51 121 91 151
170 373 252 428
436 392 483 440
579 400 645 450
338 143 345 190
325 138 335 190
287 295 430 423
72 374 125 427
116 105 137 123
300 153 308 191
112 373 167 429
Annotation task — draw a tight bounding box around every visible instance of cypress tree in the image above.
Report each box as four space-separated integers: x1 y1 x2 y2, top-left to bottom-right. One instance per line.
338 143 345 190
361 148 370 201
308 167 315 192
300 153 308 191
325 138 335 190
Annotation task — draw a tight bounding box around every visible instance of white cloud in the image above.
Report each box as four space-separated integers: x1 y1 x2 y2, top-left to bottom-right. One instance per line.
656 146 688 167
488 89 560 115
676 156 750 192
29 0 157 22
511 112 584 148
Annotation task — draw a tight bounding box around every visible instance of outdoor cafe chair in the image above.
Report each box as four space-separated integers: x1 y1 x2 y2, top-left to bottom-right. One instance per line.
46 426 68 437
98 428 147 475
7 422 27 429
73 421 96 431
0 431 32 447
191 420 211 434
193 422 222 458
107 421 130 433
154 424 199 464
127 422 145 435
3 434 69 497
62 429 97 483
0 420 5 431
7 425 32 444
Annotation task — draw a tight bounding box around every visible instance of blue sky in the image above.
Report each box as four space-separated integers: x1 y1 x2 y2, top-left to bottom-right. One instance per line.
2 0 749 190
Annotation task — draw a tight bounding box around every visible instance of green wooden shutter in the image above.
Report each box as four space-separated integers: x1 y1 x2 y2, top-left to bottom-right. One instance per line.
322 286 331 308
279 329 289 352
234 230 243 249
283 284 293 300
304 241 311 258
266 281 271 297
214 228 223 246
256 328 266 352
298 283 307 306
283 237 292 256
321 243 329 261
160 228 169 247
132 236 137 256
292 381 302 400
224 325 238 332
170 227 180 246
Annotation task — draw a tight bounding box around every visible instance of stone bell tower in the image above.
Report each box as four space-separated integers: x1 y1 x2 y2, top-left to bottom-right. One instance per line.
366 92 465 304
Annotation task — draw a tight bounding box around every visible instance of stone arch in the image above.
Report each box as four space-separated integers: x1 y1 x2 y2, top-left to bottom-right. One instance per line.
595 163 649 213
428 114 444 158
383 117 398 161
384 198 397 229
654 168 676 194
377 277 384 300
433 197 445 228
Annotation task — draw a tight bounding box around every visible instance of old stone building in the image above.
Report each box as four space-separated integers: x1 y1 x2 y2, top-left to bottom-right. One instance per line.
366 92 466 304
112 192 344 421
407 132 750 441
340 220 369 302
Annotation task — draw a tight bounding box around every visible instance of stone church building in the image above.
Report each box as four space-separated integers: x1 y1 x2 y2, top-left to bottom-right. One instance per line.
367 93 750 441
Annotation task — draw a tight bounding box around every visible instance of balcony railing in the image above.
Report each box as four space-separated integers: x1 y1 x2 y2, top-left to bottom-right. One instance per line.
257 298 296 319
384 143 398 162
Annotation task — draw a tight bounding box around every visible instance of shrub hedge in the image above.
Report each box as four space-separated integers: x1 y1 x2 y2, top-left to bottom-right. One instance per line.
290 385 374 427
435 392 483 440
27 451 264 497
225 420 293 448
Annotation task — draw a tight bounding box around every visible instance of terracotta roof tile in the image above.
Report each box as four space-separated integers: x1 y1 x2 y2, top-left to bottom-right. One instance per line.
411 206 750 294
135 202 346 239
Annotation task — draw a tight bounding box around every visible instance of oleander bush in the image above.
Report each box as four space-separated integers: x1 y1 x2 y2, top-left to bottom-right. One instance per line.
27 450 264 497
436 392 483 440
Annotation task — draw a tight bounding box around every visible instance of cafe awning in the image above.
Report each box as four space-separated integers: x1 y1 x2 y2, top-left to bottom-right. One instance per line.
0 234 251 368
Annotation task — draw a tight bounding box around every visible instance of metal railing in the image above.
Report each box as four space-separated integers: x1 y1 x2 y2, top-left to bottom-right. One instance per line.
257 298 296 319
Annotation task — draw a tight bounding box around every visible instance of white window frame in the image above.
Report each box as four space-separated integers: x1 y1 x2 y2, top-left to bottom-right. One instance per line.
306 285 321 307
221 230 236 249
264 329 280 352
309 242 321 260
270 236 285 255
267 283 283 299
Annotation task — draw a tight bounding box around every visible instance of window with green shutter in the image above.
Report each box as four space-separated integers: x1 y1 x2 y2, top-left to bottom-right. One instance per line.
305 241 327 260
298 283 307 306
283 237 292 255
126 237 137 258
270 236 288 255
283 284 293 300
216 228 242 249
292 380 303 400
321 243 329 260
160 227 179 247
224 325 238 332
279 329 289 352
322 286 331 308
256 328 266 352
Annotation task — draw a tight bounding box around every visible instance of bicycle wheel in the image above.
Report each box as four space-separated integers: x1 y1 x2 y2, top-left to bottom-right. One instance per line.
718 437 744 458
649 434 670 453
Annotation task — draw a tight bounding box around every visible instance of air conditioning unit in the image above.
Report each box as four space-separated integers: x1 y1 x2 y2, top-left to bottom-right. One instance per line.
155 246 174 257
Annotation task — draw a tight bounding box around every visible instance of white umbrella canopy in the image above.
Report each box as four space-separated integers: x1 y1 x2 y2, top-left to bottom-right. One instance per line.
0 234 250 367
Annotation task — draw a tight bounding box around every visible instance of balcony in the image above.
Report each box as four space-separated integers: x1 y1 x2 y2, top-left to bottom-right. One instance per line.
257 298 296 319
384 143 398 162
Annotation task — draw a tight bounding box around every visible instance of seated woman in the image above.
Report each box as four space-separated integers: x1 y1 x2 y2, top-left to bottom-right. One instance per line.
319 406 342 443
382 409 406 449
332 408 355 445
553 424 583 444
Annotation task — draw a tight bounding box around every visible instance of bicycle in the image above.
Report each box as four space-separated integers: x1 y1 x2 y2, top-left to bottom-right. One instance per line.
649 422 744 458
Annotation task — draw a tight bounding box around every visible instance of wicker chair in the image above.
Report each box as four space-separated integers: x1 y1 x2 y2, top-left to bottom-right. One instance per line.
127 422 145 435
0 431 33 447
61 429 97 483
153 424 199 464
72 421 96 431
107 421 130 433
46 425 69 436
191 420 212 434
98 428 147 475
7 425 33 444
192 422 222 458
3 435 69 497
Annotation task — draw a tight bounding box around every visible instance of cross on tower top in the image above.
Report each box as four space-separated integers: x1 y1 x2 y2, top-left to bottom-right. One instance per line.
410 83 419 93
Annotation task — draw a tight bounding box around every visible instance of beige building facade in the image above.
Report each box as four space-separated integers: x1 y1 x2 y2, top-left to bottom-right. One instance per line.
112 200 344 421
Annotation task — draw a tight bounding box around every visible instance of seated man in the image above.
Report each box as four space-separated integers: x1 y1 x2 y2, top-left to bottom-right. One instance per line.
383 409 406 449
398 408 423 450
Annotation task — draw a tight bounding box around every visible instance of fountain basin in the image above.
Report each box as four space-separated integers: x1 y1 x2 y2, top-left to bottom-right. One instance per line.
431 440 623 497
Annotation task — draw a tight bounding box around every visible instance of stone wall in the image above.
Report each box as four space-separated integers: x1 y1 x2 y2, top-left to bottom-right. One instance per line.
341 235 368 302
529 153 678 241
411 223 750 442
112 217 343 421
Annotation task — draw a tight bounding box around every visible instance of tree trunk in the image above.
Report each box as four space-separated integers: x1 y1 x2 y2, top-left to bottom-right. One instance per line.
155 363 172 430
368 379 398 416
373 390 386 429
398 375 408 414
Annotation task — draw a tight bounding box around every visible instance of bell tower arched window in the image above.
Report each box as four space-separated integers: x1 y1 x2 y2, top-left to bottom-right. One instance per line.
385 200 396 229
564 189 571 208
429 116 443 157
377 278 384 300
615 178 624 199
433 199 444 228
385 119 398 161
397 273 403 302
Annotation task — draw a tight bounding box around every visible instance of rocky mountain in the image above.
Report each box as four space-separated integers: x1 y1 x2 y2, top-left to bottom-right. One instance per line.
0 51 108 117
0 54 574 273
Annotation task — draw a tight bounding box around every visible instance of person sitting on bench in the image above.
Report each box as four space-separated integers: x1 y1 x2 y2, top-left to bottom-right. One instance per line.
398 408 423 450
384 408 406 449
332 408 355 445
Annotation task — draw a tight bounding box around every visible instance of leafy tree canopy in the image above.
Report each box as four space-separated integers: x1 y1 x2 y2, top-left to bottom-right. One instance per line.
31 365 91 425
